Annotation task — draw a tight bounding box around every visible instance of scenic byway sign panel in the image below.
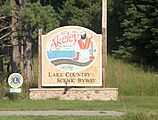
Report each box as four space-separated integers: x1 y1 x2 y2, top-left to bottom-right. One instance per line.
41 26 102 86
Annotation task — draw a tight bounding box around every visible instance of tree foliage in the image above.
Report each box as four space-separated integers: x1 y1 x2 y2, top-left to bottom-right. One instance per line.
24 1 59 39
114 0 158 68
1 0 158 73
59 0 101 33
107 0 127 52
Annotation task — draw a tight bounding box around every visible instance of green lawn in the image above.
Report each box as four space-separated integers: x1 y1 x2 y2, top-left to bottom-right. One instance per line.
0 56 158 120
0 116 117 120
0 113 157 120
0 96 158 113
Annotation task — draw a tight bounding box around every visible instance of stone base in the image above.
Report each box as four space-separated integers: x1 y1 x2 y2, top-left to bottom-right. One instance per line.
29 88 118 101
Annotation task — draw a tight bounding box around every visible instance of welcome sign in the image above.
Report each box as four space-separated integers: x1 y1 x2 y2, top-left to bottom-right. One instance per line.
41 26 102 86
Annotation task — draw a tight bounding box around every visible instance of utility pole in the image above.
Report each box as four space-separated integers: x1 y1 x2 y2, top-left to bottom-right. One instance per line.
102 0 107 87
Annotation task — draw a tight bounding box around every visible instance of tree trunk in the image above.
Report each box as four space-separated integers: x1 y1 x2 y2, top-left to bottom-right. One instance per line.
0 45 3 72
23 22 34 83
10 0 21 73
19 0 24 74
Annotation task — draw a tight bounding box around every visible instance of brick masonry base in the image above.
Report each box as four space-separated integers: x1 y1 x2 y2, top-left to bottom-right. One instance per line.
29 88 118 101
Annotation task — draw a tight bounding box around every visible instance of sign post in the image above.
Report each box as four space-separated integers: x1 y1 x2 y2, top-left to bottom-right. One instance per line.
102 0 107 87
38 28 42 88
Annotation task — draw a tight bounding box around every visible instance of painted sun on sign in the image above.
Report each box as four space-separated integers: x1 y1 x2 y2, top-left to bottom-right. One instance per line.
46 30 97 72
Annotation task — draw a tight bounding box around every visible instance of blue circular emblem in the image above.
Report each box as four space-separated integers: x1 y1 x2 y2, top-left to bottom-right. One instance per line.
8 73 23 88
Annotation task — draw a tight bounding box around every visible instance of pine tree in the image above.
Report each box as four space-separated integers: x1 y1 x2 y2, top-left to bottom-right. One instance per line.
59 0 101 33
24 1 59 40
117 0 158 67
107 0 127 52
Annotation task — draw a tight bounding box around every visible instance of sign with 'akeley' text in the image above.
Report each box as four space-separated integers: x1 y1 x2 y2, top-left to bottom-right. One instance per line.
41 26 102 86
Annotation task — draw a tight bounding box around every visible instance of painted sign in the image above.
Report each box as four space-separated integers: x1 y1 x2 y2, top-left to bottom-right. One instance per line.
41 26 102 86
8 73 23 88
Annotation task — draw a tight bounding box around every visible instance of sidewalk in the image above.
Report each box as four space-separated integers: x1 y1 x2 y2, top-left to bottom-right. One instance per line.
0 110 125 116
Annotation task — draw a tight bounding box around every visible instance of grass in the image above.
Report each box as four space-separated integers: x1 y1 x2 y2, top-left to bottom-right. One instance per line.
32 55 158 96
0 96 158 113
107 56 158 96
0 116 117 120
0 116 127 120
0 56 158 119
1 55 158 97
0 113 157 120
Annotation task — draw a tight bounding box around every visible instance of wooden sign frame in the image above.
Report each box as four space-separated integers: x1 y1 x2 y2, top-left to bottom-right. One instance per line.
38 26 102 87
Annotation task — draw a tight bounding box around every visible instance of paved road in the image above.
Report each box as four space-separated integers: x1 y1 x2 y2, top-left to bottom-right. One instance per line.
0 110 125 116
